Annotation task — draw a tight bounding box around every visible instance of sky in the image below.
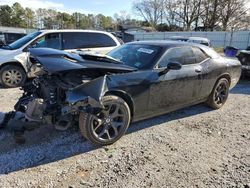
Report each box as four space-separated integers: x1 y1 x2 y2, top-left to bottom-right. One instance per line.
0 0 135 16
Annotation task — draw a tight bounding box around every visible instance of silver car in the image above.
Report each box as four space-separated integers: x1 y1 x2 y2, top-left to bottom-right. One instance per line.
0 30 121 88
187 37 211 47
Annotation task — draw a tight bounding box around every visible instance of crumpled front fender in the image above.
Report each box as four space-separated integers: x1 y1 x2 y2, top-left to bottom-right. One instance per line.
66 75 109 110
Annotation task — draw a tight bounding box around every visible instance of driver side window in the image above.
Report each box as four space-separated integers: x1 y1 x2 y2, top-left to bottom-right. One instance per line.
32 33 61 49
158 46 196 68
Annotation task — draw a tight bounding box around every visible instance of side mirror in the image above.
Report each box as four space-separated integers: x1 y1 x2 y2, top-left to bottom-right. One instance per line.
23 41 40 52
167 62 182 70
158 62 182 76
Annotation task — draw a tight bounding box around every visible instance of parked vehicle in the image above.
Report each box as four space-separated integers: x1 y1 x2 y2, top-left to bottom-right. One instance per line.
187 37 211 47
237 50 250 76
0 32 26 46
169 36 189 42
169 36 211 47
0 30 122 88
5 41 241 146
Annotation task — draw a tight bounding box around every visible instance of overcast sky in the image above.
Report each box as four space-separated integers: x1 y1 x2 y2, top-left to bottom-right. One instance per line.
0 0 135 16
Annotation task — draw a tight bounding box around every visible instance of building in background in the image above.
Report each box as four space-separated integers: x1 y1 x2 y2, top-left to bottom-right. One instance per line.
0 26 37 46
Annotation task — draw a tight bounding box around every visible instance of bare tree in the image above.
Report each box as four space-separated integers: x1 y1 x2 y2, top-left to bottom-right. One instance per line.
133 0 165 28
134 0 250 31
219 0 249 31
164 0 180 27
199 0 221 31
114 10 131 25
169 0 203 30
237 13 250 30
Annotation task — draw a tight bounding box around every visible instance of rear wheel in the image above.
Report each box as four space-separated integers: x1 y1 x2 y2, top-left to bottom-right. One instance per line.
206 78 229 109
79 95 131 146
0 65 26 88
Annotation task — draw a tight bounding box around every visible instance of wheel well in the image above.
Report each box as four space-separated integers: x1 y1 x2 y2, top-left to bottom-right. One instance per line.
105 90 135 118
0 62 26 73
217 74 231 85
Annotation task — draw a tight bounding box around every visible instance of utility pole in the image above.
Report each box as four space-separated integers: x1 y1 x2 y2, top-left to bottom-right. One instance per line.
195 0 201 29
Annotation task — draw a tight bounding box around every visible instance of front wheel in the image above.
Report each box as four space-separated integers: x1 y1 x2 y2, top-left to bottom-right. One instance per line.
0 65 26 88
206 78 229 109
79 95 131 146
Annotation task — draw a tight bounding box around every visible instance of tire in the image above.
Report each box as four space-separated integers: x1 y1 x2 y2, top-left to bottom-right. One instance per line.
206 78 229 109
0 65 26 88
79 95 131 146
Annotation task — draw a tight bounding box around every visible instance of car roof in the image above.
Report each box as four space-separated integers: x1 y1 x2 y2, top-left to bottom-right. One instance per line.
38 29 117 39
39 29 111 34
37 29 119 44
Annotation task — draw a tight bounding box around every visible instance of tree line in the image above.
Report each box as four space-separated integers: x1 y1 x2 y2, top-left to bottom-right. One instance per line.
0 1 249 31
0 2 137 30
133 0 250 31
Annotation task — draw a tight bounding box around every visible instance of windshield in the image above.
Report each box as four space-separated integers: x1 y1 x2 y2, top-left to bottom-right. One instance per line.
107 44 163 69
5 31 42 50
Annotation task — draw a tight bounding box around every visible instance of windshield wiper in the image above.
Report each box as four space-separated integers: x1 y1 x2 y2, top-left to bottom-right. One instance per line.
78 53 124 64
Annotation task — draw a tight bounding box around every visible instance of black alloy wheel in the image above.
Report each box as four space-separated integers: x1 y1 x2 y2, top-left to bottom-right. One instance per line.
79 95 131 146
206 78 229 109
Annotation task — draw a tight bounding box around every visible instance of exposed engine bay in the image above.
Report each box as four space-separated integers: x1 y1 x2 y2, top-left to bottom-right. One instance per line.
13 71 115 133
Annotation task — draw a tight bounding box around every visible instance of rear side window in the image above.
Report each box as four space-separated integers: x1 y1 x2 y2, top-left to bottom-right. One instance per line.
192 47 209 63
158 46 196 67
63 32 117 50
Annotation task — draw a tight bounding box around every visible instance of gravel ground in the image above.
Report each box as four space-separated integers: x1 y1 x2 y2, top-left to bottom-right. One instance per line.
0 81 249 188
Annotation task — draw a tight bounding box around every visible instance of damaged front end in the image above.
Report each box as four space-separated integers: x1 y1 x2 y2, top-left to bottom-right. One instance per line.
1 48 135 143
6 75 111 142
63 75 109 115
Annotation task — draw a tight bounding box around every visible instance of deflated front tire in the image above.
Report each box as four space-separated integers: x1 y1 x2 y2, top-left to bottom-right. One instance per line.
79 95 131 146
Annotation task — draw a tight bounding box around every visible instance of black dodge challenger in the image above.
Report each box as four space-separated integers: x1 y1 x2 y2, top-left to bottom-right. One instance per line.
6 41 241 146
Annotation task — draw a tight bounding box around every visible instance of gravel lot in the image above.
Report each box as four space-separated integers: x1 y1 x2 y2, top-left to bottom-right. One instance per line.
0 81 249 188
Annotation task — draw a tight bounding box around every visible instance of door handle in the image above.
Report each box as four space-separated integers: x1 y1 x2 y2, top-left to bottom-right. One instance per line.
195 68 202 73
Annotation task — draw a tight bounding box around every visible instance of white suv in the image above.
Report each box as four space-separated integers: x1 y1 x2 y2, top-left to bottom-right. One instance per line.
0 30 122 88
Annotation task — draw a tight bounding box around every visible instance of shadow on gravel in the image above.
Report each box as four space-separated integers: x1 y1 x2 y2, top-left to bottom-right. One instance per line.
0 104 212 175
128 104 212 134
0 125 97 175
0 112 5 123
230 81 250 95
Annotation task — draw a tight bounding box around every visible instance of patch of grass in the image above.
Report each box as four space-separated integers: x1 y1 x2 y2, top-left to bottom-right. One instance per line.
214 47 224 53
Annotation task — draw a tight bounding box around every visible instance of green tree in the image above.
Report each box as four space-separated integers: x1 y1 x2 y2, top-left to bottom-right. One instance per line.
11 2 26 27
96 14 113 29
44 9 59 29
80 14 93 29
0 5 12 27
24 7 35 28
57 12 74 29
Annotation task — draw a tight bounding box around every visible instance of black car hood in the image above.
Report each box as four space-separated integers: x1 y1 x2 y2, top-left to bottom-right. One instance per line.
29 48 137 74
